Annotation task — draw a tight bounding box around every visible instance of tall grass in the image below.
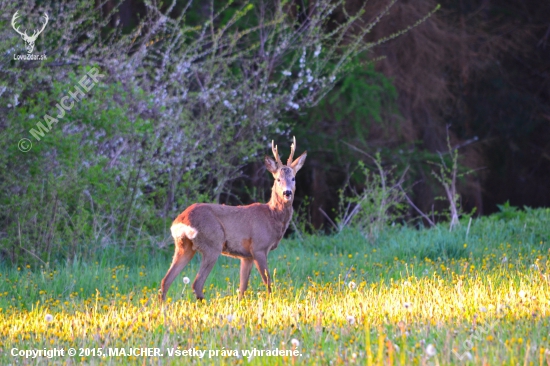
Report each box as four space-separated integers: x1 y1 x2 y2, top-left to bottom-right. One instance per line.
1 208 549 364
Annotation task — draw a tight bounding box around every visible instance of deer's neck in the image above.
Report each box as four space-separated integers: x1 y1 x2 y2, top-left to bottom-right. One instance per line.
267 189 293 224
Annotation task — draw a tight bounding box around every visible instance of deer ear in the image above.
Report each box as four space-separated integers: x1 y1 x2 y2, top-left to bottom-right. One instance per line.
264 156 278 174
290 151 307 174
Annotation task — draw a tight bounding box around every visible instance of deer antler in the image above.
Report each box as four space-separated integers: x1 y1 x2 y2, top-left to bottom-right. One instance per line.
271 140 283 168
11 11 48 42
287 136 296 165
11 11 26 38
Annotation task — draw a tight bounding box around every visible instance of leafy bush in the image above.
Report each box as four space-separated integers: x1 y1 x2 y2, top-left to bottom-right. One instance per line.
324 152 406 241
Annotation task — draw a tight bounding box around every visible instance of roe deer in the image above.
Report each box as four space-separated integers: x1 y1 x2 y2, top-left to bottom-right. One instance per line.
160 137 307 300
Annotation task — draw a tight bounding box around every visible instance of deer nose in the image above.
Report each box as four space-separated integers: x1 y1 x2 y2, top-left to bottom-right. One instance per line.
283 190 292 197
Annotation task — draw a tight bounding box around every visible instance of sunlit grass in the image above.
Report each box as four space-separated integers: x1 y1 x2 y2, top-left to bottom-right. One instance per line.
1 209 550 364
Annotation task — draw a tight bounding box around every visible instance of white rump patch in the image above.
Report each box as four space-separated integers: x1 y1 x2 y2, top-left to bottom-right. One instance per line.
171 223 198 240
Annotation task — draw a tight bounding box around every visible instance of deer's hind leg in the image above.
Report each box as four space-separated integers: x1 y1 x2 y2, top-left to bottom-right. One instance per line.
191 225 224 300
160 237 196 301
192 251 220 300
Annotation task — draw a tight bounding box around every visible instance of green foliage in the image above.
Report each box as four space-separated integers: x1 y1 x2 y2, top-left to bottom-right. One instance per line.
331 152 407 241
290 195 318 239
294 60 399 159
323 63 398 135
0 73 158 264
492 201 523 221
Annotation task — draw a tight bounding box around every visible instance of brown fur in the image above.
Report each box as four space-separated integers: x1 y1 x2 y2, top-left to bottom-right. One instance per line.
160 138 306 300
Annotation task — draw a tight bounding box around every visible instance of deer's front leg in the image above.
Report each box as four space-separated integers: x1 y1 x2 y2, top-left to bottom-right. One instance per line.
239 258 254 298
253 253 271 294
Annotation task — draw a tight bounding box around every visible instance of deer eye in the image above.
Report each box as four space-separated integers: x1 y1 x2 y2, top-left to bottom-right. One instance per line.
277 179 280 182
292 178 295 181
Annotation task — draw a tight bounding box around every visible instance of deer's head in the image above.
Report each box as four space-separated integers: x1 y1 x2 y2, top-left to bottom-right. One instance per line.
265 136 307 203
11 11 49 54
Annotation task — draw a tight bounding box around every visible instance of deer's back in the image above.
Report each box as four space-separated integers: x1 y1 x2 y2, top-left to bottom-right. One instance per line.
172 203 284 256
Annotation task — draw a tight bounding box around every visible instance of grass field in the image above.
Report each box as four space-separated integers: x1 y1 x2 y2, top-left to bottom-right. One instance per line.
1 208 549 365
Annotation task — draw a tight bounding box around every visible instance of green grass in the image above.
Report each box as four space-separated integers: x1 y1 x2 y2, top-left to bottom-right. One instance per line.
1 208 549 365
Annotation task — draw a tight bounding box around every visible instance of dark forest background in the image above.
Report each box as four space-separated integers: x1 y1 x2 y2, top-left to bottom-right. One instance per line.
1 0 549 263
109 0 550 221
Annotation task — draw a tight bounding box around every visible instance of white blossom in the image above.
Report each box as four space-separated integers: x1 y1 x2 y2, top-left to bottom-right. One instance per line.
314 44 321 57
287 102 299 110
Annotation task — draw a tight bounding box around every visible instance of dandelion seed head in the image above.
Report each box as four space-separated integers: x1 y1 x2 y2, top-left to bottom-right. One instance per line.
45 314 53 322
425 344 436 357
346 315 355 325
183 277 190 284
348 281 357 290
291 338 300 347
